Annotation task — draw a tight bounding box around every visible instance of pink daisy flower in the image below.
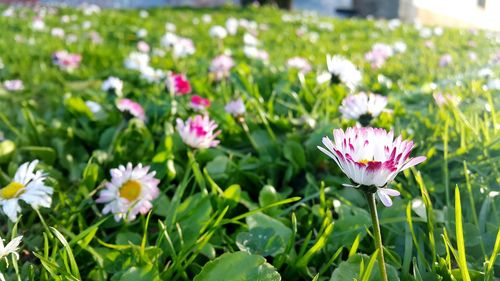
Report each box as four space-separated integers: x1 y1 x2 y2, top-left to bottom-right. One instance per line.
318 127 426 207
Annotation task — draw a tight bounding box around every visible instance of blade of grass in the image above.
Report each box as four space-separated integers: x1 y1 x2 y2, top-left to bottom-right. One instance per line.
454 186 471 281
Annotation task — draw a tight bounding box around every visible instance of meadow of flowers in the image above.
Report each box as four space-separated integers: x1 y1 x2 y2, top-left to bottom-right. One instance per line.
0 3 499 281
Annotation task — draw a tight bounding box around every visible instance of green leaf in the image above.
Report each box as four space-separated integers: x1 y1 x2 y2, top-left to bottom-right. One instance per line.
283 140 306 169
116 264 160 281
258 185 279 207
20 146 56 165
193 252 281 281
116 232 142 245
51 227 81 280
246 212 292 243
206 156 229 179
223 184 241 204
330 205 371 249
236 227 285 257
330 254 399 281
64 96 93 119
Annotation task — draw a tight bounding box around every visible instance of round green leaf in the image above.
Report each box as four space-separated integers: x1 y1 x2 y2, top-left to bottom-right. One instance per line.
193 252 281 281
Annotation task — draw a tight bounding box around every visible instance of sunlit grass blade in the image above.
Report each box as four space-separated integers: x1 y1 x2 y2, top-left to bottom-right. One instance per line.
454 186 471 281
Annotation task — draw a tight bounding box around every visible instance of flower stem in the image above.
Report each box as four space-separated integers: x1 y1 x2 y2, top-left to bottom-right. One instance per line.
365 191 388 281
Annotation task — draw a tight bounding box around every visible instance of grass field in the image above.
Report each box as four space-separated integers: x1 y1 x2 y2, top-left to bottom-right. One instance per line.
0 4 499 281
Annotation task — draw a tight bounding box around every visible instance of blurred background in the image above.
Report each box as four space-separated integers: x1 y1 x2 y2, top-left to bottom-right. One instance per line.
1 0 499 30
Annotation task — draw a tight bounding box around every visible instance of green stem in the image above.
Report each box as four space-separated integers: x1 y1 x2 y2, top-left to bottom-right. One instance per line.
241 119 259 152
365 191 388 281
35 208 53 239
107 120 126 155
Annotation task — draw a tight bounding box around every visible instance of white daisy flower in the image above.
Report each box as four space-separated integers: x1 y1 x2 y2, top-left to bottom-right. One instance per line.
225 98 246 117
0 235 22 262
160 32 178 48
101 76 123 96
173 38 195 58
140 66 165 83
243 46 268 61
165 22 176 32
243 33 259 46
85 101 103 115
487 79 500 90
226 18 239 35
340 92 388 125
96 163 160 222
316 72 332 84
0 160 53 222
209 25 228 39
326 54 362 89
286 57 312 74
124 52 150 71
136 28 148 38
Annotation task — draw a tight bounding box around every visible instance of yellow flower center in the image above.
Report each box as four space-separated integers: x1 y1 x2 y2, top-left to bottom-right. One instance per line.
119 180 141 201
358 159 370 165
0 182 25 199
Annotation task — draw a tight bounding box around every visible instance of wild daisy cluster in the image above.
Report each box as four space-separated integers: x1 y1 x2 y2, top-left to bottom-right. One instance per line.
316 50 426 208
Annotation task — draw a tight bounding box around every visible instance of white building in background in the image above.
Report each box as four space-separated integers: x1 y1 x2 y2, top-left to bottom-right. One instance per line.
399 0 500 30
294 0 500 30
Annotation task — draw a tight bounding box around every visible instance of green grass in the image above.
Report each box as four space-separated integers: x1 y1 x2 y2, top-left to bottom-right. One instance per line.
0 4 499 281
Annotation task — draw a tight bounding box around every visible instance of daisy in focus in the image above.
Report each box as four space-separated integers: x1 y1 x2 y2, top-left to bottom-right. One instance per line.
340 92 388 126
318 127 426 206
96 163 160 222
326 54 362 89
116 98 146 121
176 115 220 149
0 160 53 222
